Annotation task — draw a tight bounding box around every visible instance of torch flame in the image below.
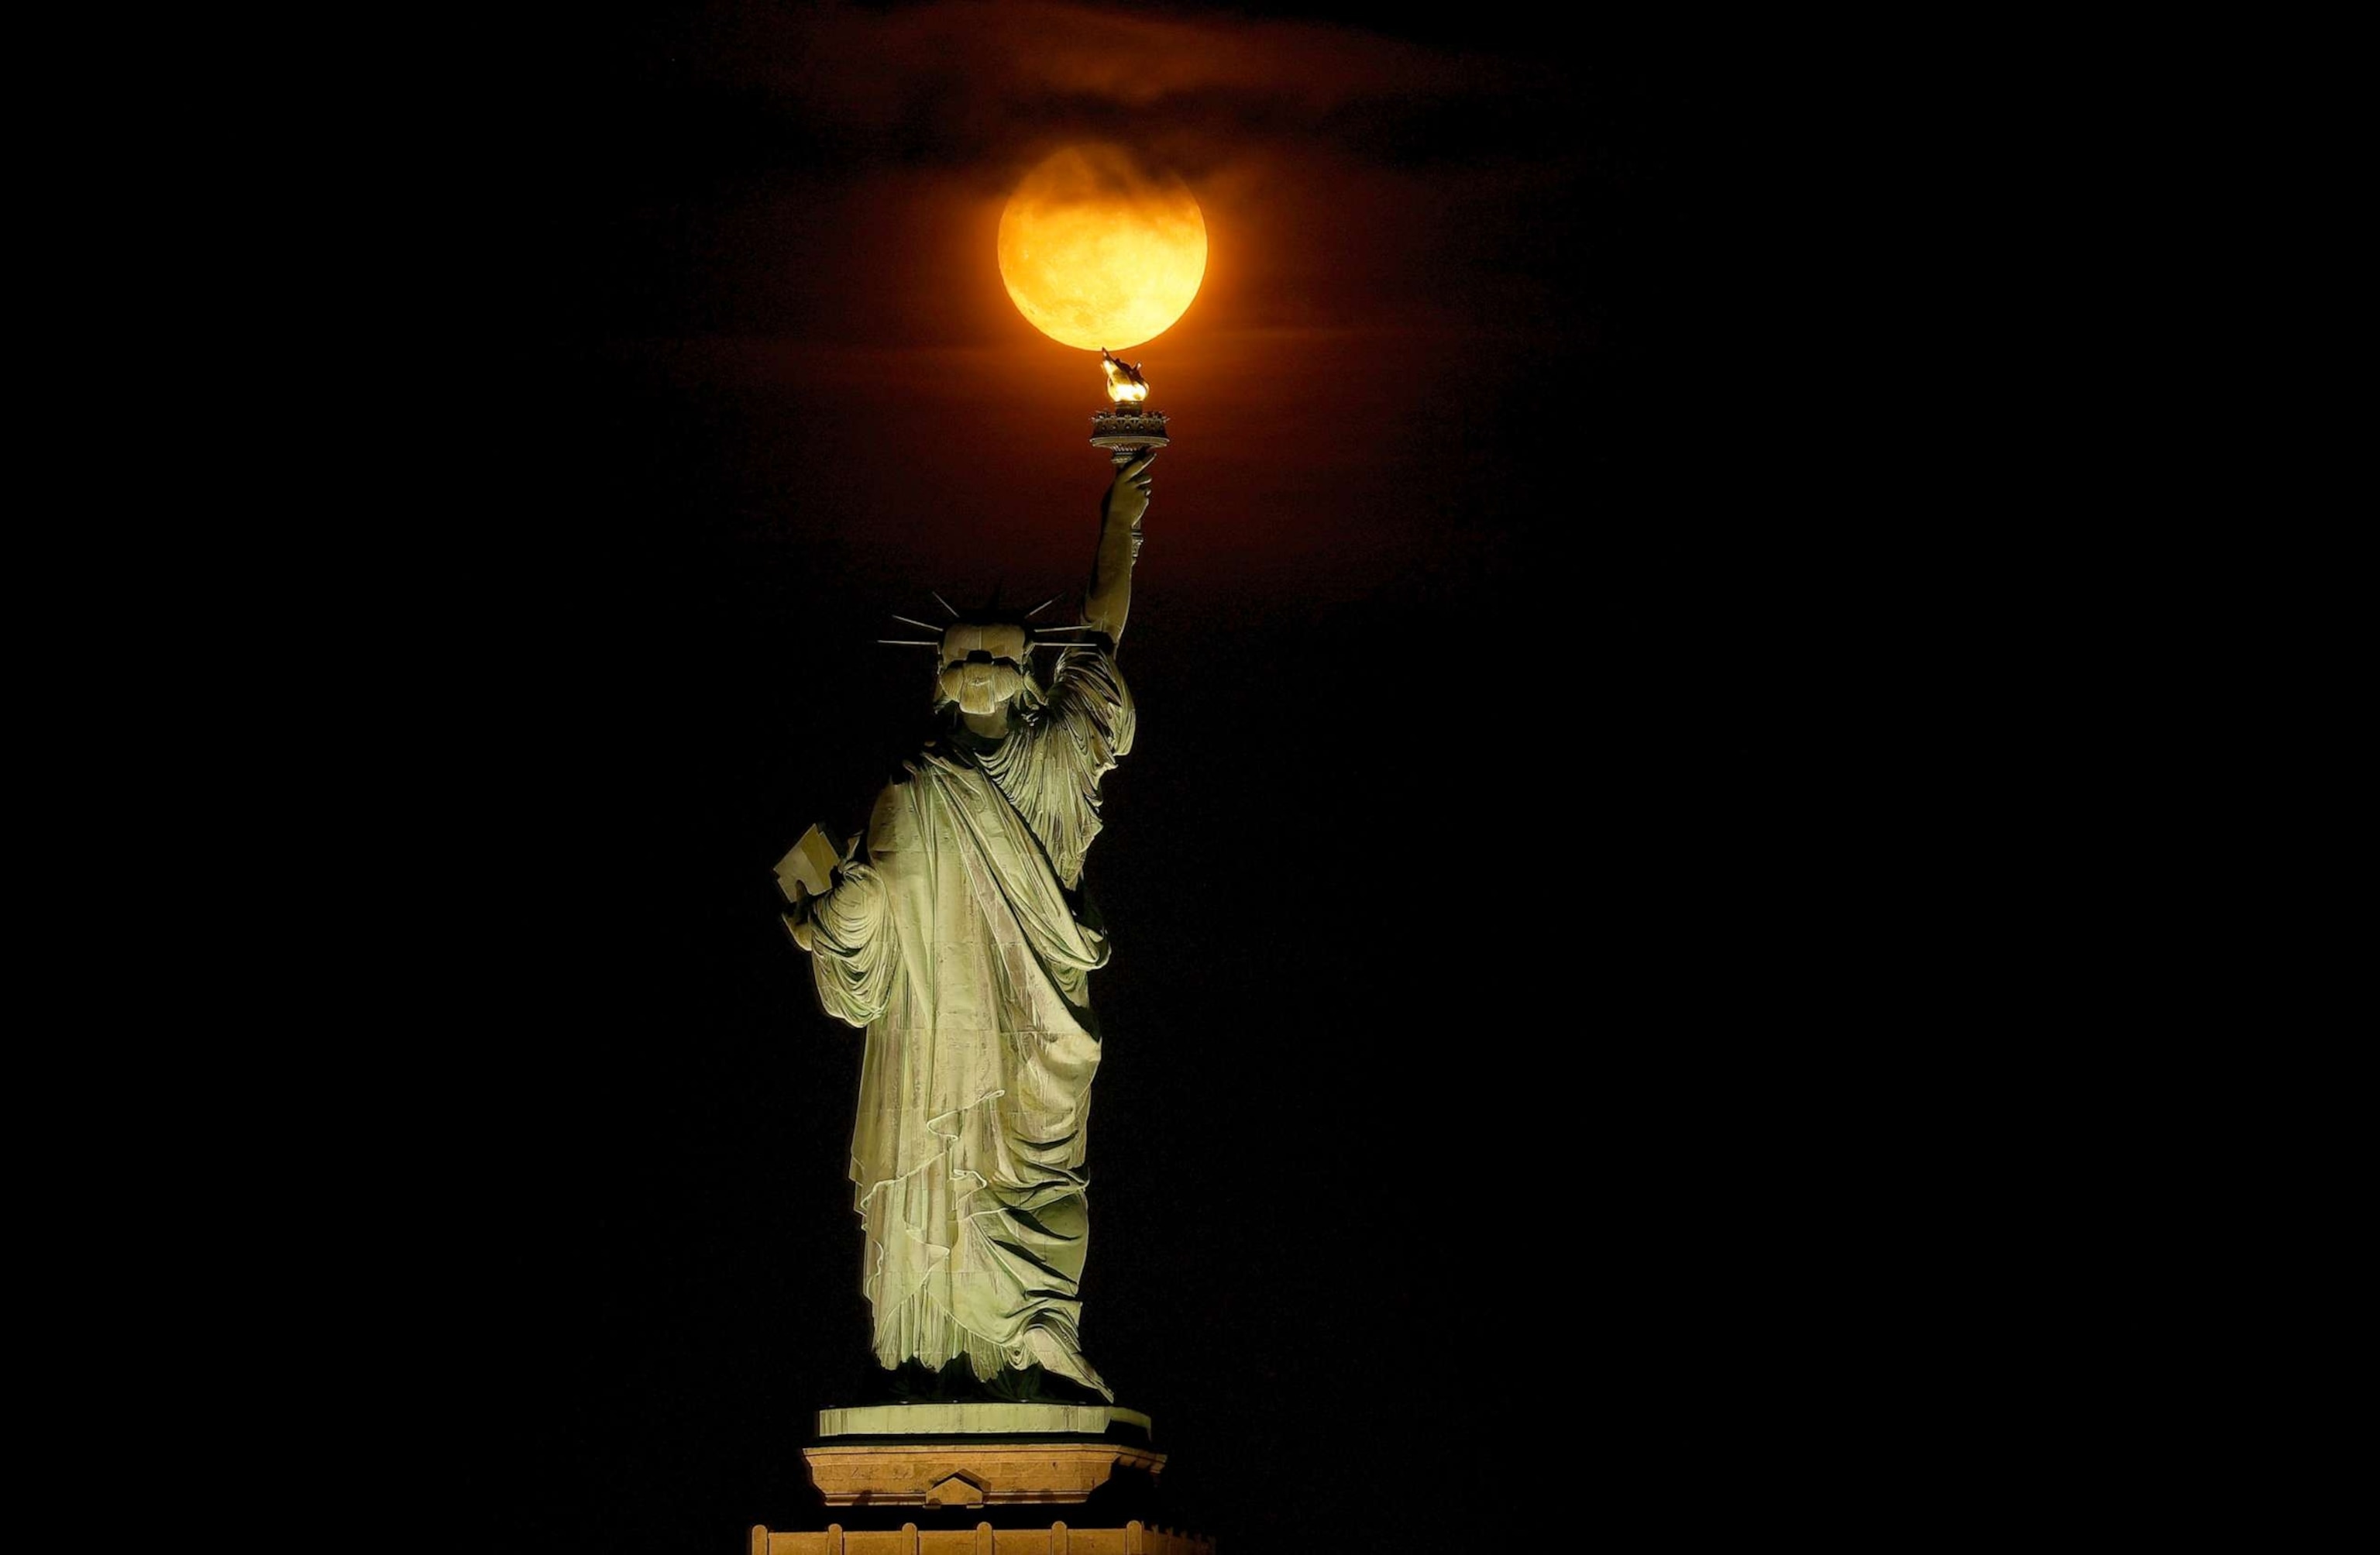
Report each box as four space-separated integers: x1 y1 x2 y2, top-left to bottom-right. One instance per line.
1101 348 1150 404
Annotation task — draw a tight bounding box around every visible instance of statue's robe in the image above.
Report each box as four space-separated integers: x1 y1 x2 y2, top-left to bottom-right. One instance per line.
803 647 1134 1398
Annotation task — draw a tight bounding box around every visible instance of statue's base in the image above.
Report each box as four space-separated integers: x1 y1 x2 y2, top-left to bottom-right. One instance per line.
806 1441 1164 1509
750 1521 1211 1555
806 1403 1158 1509
819 1403 1151 1443
755 1402 1213 1552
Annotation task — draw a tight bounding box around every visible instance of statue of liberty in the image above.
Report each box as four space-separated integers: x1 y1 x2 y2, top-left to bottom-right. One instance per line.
781 450 1156 1404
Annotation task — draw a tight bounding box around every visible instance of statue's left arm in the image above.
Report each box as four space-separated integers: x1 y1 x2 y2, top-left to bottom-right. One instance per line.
1082 452 1154 647
783 825 898 1027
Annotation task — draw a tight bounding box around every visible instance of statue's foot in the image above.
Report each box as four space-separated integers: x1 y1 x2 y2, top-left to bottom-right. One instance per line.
870 1357 972 1404
1018 1324 1114 1403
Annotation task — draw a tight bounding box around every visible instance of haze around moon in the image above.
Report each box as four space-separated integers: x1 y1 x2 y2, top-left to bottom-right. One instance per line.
997 144 1207 351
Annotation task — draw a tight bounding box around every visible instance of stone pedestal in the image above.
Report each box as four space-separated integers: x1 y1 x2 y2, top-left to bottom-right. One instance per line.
755 1402 1211 1553
807 1441 1166 1509
750 1520 1211 1555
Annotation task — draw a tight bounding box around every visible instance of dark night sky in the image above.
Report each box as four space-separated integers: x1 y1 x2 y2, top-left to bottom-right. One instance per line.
422 6 1817 1551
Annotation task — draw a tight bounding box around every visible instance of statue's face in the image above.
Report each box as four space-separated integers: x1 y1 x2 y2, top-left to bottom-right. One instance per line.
939 623 1032 715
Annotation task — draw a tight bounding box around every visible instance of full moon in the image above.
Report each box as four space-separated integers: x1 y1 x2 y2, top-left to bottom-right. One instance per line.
997 145 1207 351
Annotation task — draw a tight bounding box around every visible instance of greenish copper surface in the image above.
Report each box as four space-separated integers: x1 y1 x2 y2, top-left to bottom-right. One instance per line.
783 450 1157 1404
816 1403 1154 1439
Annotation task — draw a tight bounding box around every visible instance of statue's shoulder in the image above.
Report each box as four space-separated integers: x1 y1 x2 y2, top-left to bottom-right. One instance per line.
868 766 925 854
1046 642 1125 703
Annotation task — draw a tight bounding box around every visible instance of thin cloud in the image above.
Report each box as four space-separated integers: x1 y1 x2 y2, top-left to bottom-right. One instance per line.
682 0 1563 184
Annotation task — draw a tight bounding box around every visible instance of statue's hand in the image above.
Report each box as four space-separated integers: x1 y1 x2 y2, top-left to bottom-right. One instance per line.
1104 451 1157 531
782 886 817 952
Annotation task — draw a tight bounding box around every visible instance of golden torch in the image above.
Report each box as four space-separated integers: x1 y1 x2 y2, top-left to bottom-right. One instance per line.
1089 348 1171 467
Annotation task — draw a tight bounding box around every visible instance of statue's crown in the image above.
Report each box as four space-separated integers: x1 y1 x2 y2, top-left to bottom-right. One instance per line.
875 589 1098 653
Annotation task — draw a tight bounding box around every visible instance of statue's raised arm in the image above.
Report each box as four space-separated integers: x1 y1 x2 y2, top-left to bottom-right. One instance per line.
1082 450 1154 646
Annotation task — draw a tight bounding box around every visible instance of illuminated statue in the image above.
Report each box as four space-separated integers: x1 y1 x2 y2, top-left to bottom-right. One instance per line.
782 451 1156 1403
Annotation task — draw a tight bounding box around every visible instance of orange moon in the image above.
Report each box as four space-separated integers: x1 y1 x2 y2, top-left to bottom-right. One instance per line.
997 145 1207 351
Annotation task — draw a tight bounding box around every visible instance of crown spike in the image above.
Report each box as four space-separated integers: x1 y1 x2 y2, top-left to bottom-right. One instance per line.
889 614 941 631
928 591 959 618
1027 594 1064 618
